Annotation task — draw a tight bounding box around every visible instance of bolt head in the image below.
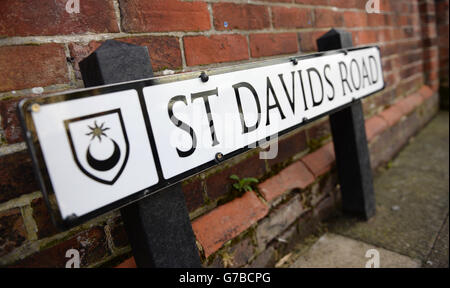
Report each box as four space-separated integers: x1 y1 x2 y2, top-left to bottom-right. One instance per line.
31 103 40 113
215 152 224 162
200 72 209 82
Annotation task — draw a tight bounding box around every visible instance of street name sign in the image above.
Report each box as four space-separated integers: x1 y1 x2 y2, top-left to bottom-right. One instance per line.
19 46 384 228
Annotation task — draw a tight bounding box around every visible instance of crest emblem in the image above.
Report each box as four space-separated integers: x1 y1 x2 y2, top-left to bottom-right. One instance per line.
64 109 129 185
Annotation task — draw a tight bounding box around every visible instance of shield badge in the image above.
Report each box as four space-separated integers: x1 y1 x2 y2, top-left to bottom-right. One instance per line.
64 109 129 185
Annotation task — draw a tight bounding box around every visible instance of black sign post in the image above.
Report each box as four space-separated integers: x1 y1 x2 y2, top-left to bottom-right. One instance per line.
79 40 202 268
317 29 376 219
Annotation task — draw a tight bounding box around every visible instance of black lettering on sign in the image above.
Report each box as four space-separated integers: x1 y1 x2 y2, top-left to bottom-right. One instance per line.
338 61 353 96
361 58 372 88
233 82 261 134
350 59 362 91
297 70 309 111
191 88 220 147
266 76 286 126
307 67 324 107
369 55 379 84
168 95 197 158
278 71 296 114
323 64 335 100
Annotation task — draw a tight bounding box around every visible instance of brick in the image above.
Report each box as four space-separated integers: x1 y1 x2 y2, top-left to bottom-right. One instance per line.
207 254 225 268
0 44 68 92
396 93 424 116
353 30 378 45
247 246 276 268
182 178 205 212
272 7 313 29
307 119 331 144
418 85 434 100
31 198 59 239
250 33 298 58
184 35 249 66
398 109 422 141
379 104 404 126
205 153 266 202
213 3 270 30
313 195 335 221
329 0 362 9
258 161 315 203
365 115 389 142
295 0 329 5
192 191 268 257
423 59 440 73
301 142 335 178
0 208 27 257
1 89 66 144
419 1 435 14
311 171 338 206
400 64 422 79
260 0 291 3
116 257 137 268
256 195 305 248
120 0 210 32
369 113 416 170
383 59 393 73
0 98 24 144
0 150 39 203
12 226 109 267
0 0 119 37
420 37 437 49
69 36 182 80
373 89 396 109
314 8 344 28
218 236 255 267
109 217 129 249
379 29 394 43
381 43 399 57
400 51 423 66
418 92 439 125
227 237 255 267
299 31 325 52
272 220 301 256
344 11 368 28
367 13 386 27
267 130 308 167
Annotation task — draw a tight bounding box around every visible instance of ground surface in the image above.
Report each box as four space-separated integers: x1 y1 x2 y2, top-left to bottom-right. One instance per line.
289 111 449 268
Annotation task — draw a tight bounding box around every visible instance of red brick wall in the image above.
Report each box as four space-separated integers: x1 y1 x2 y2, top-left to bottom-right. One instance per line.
435 0 449 108
0 0 445 267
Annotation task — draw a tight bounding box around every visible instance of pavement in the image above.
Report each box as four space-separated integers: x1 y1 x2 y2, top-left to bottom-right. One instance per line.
288 111 449 268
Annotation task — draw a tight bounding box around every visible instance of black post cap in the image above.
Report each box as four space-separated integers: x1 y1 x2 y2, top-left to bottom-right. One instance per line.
79 40 154 87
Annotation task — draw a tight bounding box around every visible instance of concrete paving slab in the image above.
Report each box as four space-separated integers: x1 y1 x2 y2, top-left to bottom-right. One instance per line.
425 216 449 268
291 233 420 268
329 112 449 263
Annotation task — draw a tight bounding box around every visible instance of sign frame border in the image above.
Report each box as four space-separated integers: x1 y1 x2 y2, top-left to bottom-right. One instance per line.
18 45 384 229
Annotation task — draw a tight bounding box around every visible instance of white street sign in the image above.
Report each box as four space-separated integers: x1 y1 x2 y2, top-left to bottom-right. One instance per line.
31 90 159 219
21 46 384 225
144 47 383 179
